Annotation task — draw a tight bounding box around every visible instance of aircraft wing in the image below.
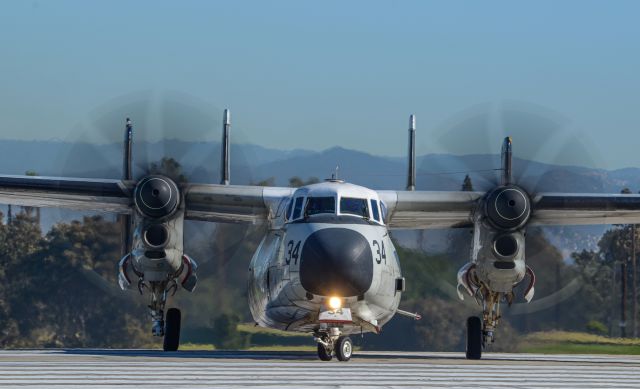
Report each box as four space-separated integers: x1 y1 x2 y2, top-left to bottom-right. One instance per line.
529 192 640 226
0 174 295 224
183 184 295 224
377 190 484 229
0 174 133 214
379 189 640 229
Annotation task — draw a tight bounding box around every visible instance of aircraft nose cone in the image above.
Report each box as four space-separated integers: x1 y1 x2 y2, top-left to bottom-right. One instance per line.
299 228 373 297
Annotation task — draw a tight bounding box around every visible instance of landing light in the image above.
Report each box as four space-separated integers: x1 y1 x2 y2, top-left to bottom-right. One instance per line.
328 296 342 310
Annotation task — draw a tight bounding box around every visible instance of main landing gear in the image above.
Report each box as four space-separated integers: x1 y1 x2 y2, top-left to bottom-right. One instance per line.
163 308 181 352
466 289 504 360
466 316 482 360
120 254 197 352
145 280 182 351
314 329 353 361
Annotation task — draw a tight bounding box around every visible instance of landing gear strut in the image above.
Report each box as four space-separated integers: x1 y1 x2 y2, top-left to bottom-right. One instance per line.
466 288 504 360
145 280 182 351
314 328 353 362
317 343 332 361
121 252 197 352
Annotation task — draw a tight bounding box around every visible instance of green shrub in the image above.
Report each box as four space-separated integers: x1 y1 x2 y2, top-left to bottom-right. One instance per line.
585 320 608 336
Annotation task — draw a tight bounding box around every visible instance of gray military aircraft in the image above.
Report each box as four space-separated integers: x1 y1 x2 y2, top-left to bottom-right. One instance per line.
1 111 640 361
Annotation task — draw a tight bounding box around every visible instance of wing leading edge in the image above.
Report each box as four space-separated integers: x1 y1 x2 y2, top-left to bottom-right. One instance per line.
378 190 483 229
0 174 133 214
530 193 640 226
0 174 293 224
184 184 294 224
379 189 640 229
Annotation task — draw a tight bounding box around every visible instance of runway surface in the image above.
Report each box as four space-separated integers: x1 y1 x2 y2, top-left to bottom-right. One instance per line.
0 349 638 388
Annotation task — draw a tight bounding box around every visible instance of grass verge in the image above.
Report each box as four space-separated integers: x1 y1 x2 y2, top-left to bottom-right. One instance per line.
519 331 640 355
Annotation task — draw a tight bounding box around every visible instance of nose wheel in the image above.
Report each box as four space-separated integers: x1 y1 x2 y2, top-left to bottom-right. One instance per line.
335 336 353 361
315 332 353 362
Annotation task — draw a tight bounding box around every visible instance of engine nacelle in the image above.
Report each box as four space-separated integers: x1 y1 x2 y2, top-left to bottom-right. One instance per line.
470 221 527 294
118 174 197 293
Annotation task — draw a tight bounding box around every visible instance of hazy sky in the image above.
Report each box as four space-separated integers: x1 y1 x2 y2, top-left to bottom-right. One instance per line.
1 1 639 169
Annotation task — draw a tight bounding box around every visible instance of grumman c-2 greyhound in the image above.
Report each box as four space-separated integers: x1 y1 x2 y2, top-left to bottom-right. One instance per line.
2 111 640 360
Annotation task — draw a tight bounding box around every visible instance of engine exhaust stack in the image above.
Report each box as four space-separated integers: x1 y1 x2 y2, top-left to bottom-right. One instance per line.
120 118 133 256
501 136 512 186
406 114 416 191
221 109 231 185
123 118 133 181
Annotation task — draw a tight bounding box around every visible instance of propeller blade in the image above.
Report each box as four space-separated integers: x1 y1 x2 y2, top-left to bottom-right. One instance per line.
427 103 500 192
427 101 603 195
499 101 603 195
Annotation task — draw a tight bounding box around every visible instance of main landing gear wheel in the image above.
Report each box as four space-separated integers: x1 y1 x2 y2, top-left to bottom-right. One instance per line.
163 308 181 352
335 336 353 362
317 343 332 361
466 316 482 360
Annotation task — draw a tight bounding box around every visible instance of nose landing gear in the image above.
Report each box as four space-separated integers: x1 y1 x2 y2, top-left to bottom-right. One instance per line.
317 342 333 361
314 329 353 362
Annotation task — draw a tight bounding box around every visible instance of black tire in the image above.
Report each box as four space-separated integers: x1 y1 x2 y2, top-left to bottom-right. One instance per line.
163 308 181 352
335 336 353 362
466 316 482 360
317 343 332 361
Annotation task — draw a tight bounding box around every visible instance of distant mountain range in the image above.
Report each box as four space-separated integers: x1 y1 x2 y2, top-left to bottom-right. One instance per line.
1 139 640 194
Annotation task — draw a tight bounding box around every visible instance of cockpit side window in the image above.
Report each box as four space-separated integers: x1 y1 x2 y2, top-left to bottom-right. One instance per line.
305 196 336 216
292 197 304 220
340 197 369 218
370 199 380 222
286 199 294 220
380 201 388 221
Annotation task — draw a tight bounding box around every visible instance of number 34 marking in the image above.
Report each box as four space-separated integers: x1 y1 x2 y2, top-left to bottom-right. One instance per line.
286 240 301 265
372 240 386 264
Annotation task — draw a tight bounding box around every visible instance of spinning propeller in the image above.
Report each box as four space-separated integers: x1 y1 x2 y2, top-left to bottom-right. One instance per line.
423 102 606 315
27 91 262 314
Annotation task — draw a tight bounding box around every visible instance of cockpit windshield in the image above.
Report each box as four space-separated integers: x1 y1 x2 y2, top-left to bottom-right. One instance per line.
340 197 369 218
305 196 336 216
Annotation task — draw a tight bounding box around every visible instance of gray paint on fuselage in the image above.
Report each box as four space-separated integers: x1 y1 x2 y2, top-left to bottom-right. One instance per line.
248 217 402 335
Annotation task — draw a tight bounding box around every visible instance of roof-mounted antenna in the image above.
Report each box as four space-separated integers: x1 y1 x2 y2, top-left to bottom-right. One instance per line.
221 109 231 185
406 114 416 191
326 165 343 182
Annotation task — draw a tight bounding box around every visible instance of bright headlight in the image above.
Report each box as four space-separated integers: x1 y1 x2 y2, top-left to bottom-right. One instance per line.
328 296 342 310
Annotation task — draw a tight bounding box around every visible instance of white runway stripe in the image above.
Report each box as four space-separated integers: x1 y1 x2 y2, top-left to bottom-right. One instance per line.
0 350 638 389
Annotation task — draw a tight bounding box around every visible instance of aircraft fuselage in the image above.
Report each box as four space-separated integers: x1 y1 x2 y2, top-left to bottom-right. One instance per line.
247 182 403 335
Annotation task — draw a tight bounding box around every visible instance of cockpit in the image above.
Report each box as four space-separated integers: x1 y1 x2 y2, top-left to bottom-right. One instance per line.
283 181 386 225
